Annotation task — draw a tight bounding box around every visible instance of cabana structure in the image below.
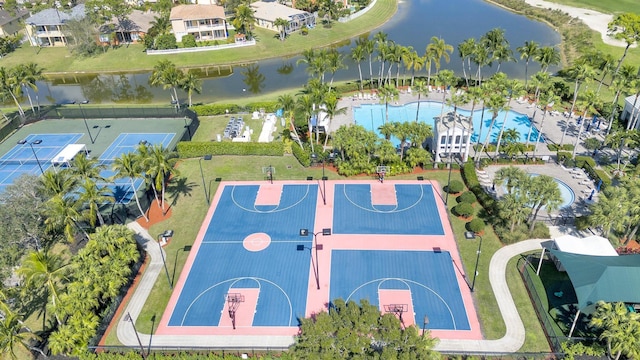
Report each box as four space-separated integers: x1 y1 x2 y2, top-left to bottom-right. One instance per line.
51 144 88 167
433 111 472 163
536 235 618 274
547 250 640 337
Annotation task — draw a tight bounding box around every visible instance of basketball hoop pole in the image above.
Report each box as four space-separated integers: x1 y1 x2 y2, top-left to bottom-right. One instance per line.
298 228 331 290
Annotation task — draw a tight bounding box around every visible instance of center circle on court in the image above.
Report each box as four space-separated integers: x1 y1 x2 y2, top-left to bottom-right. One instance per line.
243 232 271 251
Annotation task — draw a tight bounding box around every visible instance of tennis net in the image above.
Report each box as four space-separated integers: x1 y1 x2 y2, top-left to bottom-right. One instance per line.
0 159 43 166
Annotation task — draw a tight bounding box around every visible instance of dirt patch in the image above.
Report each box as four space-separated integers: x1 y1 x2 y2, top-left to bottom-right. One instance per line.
136 199 173 230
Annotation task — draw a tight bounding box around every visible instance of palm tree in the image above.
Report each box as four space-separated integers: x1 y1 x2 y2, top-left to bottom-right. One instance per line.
495 78 525 156
492 45 515 73
277 94 303 149
624 78 640 131
591 301 640 360
594 53 616 94
13 62 43 114
149 59 185 109
39 170 78 198
0 67 25 120
355 35 375 87
322 93 347 147
533 91 560 158
378 84 398 124
146 144 179 214
327 49 346 88
351 44 365 91
477 92 507 165
378 122 396 141
493 166 527 195
112 152 148 222
604 129 639 173
458 38 477 87
296 94 315 153
471 43 491 85
68 154 106 182
535 46 560 74
78 179 113 227
0 310 40 359
426 36 453 79
526 71 552 146
517 41 539 88
413 80 428 122
560 63 595 146
149 14 171 36
18 250 68 327
374 31 388 86
572 89 600 157
233 4 255 37
44 194 88 243
588 187 627 237
403 49 424 87
608 13 640 77
274 17 289 41
527 175 562 232
180 70 202 107
607 66 635 135
435 69 456 117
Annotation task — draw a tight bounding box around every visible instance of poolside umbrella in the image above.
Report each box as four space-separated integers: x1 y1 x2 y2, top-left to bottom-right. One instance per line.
596 179 602 192
588 189 595 201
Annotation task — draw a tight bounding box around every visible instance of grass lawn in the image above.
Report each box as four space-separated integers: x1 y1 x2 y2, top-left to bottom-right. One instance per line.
0 0 396 73
545 0 639 15
103 162 550 352
193 115 284 142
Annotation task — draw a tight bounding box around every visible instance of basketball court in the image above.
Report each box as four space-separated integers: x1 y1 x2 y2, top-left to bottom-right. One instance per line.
157 179 482 340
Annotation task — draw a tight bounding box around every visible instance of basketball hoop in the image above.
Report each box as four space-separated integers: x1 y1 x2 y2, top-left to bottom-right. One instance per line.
384 304 408 328
226 293 245 330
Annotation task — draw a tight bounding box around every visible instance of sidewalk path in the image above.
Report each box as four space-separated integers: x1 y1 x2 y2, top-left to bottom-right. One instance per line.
117 222 559 352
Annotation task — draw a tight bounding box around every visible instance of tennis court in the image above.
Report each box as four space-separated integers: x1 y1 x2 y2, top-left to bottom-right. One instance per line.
97 133 175 203
0 133 83 191
159 180 481 339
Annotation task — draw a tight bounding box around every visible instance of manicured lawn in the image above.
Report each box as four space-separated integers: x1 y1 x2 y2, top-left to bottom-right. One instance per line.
193 114 284 142
546 0 638 15
0 0 396 73
103 162 549 352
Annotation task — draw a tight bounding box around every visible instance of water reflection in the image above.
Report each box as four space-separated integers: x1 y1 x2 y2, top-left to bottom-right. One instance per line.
242 65 266 94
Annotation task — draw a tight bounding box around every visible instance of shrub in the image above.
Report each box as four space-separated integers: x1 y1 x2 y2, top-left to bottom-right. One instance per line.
192 104 240 116
461 161 496 215
583 137 601 150
575 155 595 168
530 222 550 239
444 180 463 194
457 191 477 204
466 218 485 233
181 34 197 48
574 215 591 231
245 101 280 113
291 143 311 166
561 144 574 151
176 141 284 158
453 203 474 218
547 144 559 151
594 169 611 187
156 33 177 49
557 151 572 162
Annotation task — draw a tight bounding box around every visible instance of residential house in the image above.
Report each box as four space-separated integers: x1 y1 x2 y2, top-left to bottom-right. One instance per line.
99 10 157 45
251 1 314 34
0 9 30 37
24 4 85 47
169 4 228 42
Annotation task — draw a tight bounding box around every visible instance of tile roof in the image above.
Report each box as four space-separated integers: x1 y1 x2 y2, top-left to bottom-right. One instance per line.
25 3 85 26
250 1 308 23
100 9 158 33
0 9 30 27
170 4 225 21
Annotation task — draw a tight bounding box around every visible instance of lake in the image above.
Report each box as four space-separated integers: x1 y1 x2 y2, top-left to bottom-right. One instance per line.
33 0 561 105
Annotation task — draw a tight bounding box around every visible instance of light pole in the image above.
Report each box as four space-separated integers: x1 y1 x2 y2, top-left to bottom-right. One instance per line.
445 126 454 206
199 155 212 204
157 230 174 289
464 231 483 292
123 312 147 359
422 315 429 337
172 245 192 285
17 139 44 174
78 100 95 144
298 228 331 290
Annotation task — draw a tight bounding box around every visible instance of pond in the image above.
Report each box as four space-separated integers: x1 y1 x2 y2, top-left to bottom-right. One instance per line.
30 0 560 105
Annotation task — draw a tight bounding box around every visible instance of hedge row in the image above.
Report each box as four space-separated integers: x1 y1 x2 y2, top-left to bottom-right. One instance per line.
192 102 280 116
461 161 496 215
291 143 311 167
0 115 21 143
176 141 284 158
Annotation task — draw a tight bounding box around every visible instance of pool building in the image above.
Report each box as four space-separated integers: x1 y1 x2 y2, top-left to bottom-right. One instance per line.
434 111 473 163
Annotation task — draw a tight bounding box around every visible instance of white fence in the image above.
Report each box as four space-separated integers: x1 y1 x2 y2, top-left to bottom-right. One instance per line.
146 39 256 55
338 0 378 23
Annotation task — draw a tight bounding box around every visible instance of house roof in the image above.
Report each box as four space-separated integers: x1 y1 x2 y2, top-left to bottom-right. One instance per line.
26 3 85 26
100 9 158 33
170 4 225 21
250 1 308 23
625 94 640 111
0 9 30 27
550 249 640 310
543 235 618 257
435 111 472 132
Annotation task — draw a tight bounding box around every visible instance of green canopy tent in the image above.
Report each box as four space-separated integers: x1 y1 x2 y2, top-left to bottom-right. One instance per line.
549 249 640 337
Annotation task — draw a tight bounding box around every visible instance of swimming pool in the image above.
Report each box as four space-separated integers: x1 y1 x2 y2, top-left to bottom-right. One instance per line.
353 101 540 146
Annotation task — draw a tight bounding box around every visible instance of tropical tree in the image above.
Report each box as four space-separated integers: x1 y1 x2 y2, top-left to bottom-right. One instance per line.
572 89 600 157
607 13 640 77
327 49 346 88
498 192 531 232
274 17 289 41
44 194 88 243
378 84 398 124
560 63 595 146
526 71 552 146
39 170 78 198
149 60 185 109
427 36 453 79
0 310 40 360
112 152 148 222
435 69 456 117
471 43 491 85
604 129 639 173
18 250 68 326
233 4 255 37
535 46 560 74
78 179 113 227
477 91 507 164
458 38 477 87
403 49 424 87
527 175 562 232
68 153 106 182
495 77 525 156
493 166 527 195
180 70 202 107
517 40 539 87
296 94 316 153
322 93 347 147
351 44 365 91
414 80 428 122
492 44 515 73
607 65 636 135
277 94 303 149
355 35 375 87
588 186 627 237
374 31 388 86
145 144 179 214
13 63 43 114
533 90 560 158
0 67 25 120
590 301 640 360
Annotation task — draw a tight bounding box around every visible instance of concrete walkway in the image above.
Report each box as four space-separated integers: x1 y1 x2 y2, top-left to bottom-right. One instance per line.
117 222 574 352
